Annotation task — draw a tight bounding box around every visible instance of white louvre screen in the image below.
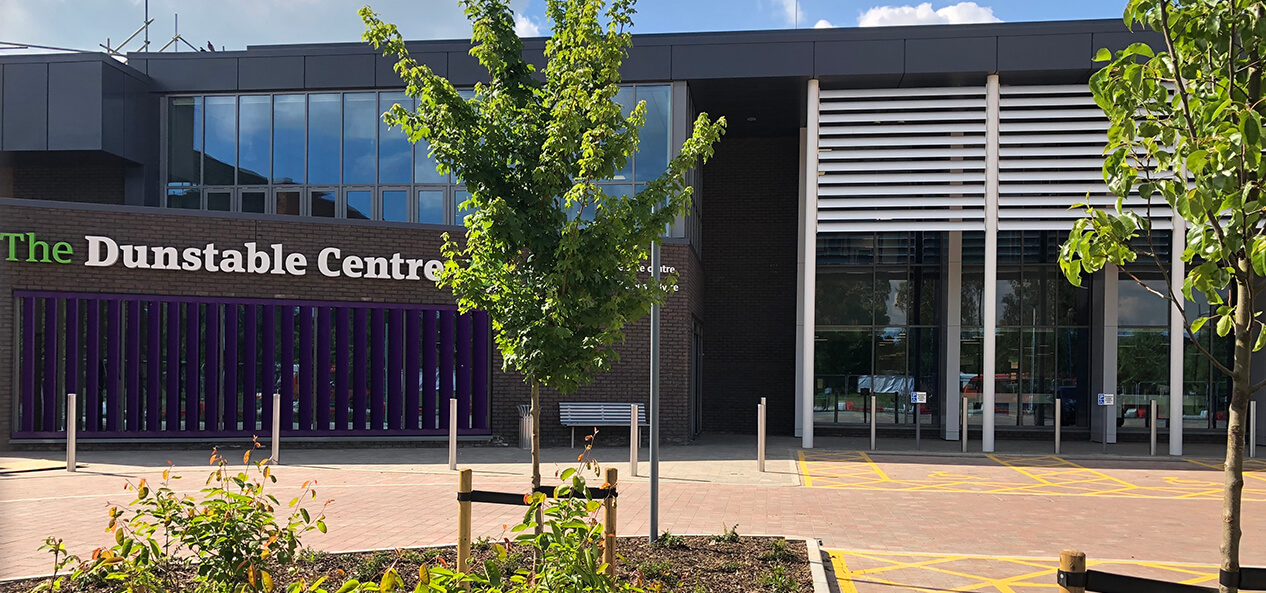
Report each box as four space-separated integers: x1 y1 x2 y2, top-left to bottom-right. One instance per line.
997 84 1172 230
815 86 988 232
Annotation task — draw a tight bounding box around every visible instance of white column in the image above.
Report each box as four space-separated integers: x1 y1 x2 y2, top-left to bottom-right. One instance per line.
801 79 820 450
1093 266 1119 444
794 127 808 439
944 232 963 440
982 74 1000 452
1169 217 1185 455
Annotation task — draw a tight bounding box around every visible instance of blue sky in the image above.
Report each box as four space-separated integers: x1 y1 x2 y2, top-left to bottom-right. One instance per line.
0 1 1125 54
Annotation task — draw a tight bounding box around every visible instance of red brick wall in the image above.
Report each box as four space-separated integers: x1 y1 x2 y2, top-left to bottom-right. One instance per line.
699 135 800 435
0 201 696 449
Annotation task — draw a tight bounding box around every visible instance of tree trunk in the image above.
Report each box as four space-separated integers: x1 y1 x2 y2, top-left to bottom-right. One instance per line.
1220 269 1253 593
530 379 543 536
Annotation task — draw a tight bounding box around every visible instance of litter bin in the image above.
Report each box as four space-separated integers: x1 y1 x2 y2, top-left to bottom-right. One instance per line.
518 404 532 450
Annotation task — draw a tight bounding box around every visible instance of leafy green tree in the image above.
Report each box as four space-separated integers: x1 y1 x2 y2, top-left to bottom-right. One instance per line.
361 0 725 503
1058 2 1266 588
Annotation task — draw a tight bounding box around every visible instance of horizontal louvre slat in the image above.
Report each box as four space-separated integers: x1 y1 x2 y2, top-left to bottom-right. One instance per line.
821 135 988 148
821 110 986 124
1000 145 1106 157
1000 120 1107 133
820 87 985 100
999 108 1106 120
1000 170 1106 182
820 172 987 184
998 158 1106 169
819 184 986 197
1000 85 1094 95
819 196 985 208
1001 95 1098 107
821 147 987 160
819 209 986 221
820 160 986 172
821 122 987 135
819 220 987 232
820 98 987 112
999 133 1108 145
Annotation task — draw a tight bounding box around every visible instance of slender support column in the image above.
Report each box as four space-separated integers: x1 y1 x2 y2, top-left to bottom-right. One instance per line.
66 393 77 472
794 127 808 439
1092 266 1119 445
630 404 639 477
757 398 767 472
1169 217 1185 456
1055 399 1062 455
449 398 458 471
649 240 661 540
801 79 820 450
982 74 1000 453
962 395 969 453
944 231 963 440
1150 400 1158 456
870 394 877 451
271 393 281 464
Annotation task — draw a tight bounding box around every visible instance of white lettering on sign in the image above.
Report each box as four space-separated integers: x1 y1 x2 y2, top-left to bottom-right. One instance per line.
76 235 442 283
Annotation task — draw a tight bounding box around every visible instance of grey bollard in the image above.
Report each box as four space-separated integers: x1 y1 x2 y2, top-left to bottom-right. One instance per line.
66 393 77 472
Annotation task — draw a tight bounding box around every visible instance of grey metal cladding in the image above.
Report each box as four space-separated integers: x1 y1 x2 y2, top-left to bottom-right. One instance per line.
446 50 488 86
672 42 813 79
998 33 1093 73
239 56 304 90
375 52 447 86
148 57 238 91
621 45 671 82
904 36 996 74
123 73 153 163
1092 30 1164 56
100 65 127 156
48 61 104 151
814 39 904 77
305 54 375 89
3 63 48 151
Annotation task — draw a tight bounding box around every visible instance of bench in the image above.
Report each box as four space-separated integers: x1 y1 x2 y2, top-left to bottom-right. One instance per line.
559 402 648 448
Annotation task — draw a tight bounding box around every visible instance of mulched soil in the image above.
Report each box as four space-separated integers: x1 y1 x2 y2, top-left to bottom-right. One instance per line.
1 536 812 593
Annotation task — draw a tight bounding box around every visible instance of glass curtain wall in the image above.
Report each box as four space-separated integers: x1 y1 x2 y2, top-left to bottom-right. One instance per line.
961 231 1091 430
814 233 940 427
164 86 677 233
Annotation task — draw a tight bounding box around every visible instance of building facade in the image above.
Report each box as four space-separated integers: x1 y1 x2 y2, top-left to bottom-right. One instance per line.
1 18 1262 452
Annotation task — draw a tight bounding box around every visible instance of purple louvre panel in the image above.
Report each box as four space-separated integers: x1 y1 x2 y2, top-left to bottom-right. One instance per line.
387 309 403 430
126 300 141 432
335 307 350 430
352 308 368 430
165 301 179 432
106 300 121 432
316 307 331 431
439 310 454 430
422 311 438 430
20 297 35 433
184 302 199 432
204 304 220 432
243 305 258 432
280 305 295 431
65 299 80 431
87 300 102 432
456 312 471 429
298 306 314 432
223 305 239 432
404 310 421 430
146 301 161 432
42 298 59 432
473 310 489 430
261 305 276 431
369 308 385 430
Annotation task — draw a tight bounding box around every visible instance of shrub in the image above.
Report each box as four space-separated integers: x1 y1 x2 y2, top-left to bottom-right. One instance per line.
710 524 740 544
652 532 686 549
758 566 800 593
636 560 678 586
762 538 796 563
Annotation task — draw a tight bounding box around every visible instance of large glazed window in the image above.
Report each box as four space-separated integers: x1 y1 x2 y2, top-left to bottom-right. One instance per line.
163 85 682 233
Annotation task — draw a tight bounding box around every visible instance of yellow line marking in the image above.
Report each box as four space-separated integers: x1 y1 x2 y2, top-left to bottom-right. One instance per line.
796 450 813 488
830 551 860 593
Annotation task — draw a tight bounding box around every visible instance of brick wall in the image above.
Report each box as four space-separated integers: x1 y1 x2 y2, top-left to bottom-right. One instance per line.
0 202 696 449
12 163 126 205
699 135 799 435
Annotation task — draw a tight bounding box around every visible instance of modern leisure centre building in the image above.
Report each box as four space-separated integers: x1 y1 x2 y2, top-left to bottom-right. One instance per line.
1 18 1262 454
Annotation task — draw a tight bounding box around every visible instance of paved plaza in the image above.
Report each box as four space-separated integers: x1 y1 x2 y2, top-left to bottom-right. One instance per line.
2 434 1264 591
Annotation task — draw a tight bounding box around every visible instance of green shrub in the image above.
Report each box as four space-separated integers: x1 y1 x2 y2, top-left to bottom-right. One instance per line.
758 566 799 593
762 538 796 562
353 551 395 582
653 532 686 549
636 560 678 586
710 524 740 544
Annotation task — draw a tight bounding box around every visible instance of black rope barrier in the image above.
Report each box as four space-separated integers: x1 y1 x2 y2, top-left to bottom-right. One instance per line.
456 486 617 506
1057 567 1266 592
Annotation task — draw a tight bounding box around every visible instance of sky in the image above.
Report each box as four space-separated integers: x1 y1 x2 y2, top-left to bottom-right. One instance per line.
0 0 1126 55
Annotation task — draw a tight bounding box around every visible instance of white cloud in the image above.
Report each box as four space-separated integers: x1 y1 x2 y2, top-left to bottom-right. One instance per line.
774 0 800 26
858 2 1001 27
813 19 834 29
514 13 542 37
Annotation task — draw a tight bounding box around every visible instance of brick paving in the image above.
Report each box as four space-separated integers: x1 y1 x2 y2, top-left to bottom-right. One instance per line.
2 435 1263 582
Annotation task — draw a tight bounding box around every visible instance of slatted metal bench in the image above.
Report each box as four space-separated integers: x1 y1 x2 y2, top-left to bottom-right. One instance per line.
559 402 648 448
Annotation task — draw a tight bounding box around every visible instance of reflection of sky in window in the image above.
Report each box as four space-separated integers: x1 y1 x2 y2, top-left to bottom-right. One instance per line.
379 92 412 184
347 190 372 220
612 87 634 181
238 96 270 185
881 278 907 326
166 97 201 185
308 94 340 185
382 190 408 222
635 85 670 182
1117 278 1169 326
343 93 377 185
273 95 305 184
414 139 445 183
203 96 236 184
417 190 444 224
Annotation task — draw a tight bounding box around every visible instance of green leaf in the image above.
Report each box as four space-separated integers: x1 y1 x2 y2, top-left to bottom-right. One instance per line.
1217 314 1234 337
1095 47 1113 61
1190 316 1208 335
1255 325 1266 352
1186 150 1209 173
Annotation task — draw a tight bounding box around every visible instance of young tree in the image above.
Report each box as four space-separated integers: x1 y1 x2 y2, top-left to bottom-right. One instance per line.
1059 2 1265 589
360 0 725 501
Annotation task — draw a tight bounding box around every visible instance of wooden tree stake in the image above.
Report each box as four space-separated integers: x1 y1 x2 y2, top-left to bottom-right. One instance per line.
1059 549 1086 593
604 467 618 578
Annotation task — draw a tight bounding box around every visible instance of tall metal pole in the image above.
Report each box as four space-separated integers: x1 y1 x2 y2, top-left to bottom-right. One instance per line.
982 74 1000 453
649 241 661 542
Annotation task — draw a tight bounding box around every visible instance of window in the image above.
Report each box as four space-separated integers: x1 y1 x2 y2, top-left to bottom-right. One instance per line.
163 85 679 231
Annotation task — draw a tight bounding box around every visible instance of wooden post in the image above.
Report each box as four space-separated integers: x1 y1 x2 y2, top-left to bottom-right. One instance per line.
603 467 618 578
457 469 473 584
1059 549 1086 593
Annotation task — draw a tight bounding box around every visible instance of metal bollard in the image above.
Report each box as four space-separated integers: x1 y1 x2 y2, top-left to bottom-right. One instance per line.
1251 400 1258 459
757 398 767 472
1054 398 1061 455
271 393 281 464
962 395 969 453
1150 400 1158 456
66 393 77 472
870 395 877 451
449 398 458 471
630 404 639 476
